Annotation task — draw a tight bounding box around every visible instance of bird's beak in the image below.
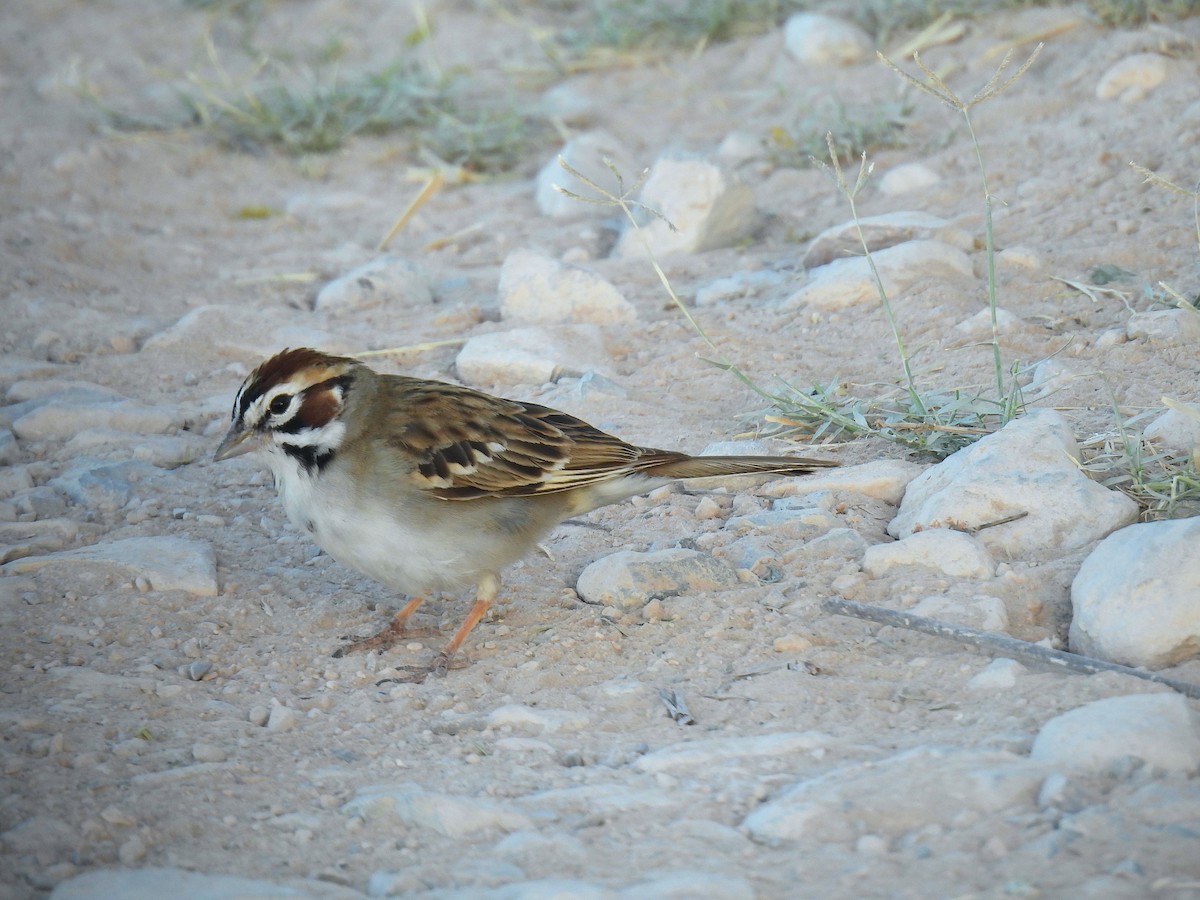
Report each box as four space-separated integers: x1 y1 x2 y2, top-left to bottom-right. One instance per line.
214 423 262 462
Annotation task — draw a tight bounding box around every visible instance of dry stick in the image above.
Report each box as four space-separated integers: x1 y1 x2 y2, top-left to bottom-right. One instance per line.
821 597 1200 701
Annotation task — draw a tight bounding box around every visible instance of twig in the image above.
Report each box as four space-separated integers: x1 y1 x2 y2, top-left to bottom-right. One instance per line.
659 688 695 725
821 597 1200 700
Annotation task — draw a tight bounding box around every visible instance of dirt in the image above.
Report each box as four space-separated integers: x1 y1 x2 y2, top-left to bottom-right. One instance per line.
2 2 1200 898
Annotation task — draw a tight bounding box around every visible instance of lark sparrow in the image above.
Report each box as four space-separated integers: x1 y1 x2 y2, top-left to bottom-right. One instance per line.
215 348 836 676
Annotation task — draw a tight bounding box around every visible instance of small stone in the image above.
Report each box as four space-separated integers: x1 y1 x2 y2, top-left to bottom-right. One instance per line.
787 240 973 311
759 458 924 506
1096 53 1170 102
343 783 532 837
1142 401 1200 453
953 307 1025 338
192 742 228 763
487 704 591 734
185 660 213 681
266 704 298 733
783 13 872 65
1126 309 1200 345
878 163 941 196
614 155 757 257
863 529 995 580
911 595 1009 633
576 548 739 609
117 834 147 865
773 633 813 653
966 658 1025 691
802 212 970 269
13 399 174 441
498 249 636 325
315 255 433 312
535 130 635 219
455 325 611 386
248 705 270 727
99 805 136 827
996 246 1044 271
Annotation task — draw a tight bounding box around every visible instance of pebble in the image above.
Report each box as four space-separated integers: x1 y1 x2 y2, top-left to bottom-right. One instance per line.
13 399 174 440
498 249 636 325
1030 693 1200 775
783 13 872 65
888 410 1139 557
535 130 635 219
742 748 1042 843
61 429 208 469
488 704 591 734
863 529 995 580
248 705 270 727
773 633 813 653
759 458 925 506
878 163 942 195
694 270 785 308
5 379 124 403
1026 358 1075 399
634 731 830 774
575 548 739 609
4 535 218 596
723 507 840 541
49 867 364 899
314 255 433 312
1095 52 1170 102
343 782 532 838
1142 401 1200 453
966 658 1025 691
953 306 1025 338
266 703 298 733
47 459 159 511
613 156 757 257
787 240 974 311
802 211 971 269
455 325 611 386
995 246 1044 272
0 465 34 498
191 742 228 763
1069 517 1200 669
1126 309 1200 345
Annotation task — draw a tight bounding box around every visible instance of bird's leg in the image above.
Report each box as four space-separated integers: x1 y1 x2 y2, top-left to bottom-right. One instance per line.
428 573 500 676
332 595 434 658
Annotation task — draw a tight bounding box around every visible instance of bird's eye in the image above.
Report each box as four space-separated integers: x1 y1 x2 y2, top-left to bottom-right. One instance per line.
268 395 292 415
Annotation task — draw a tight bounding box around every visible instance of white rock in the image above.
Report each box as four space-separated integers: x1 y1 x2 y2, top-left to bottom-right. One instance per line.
498 249 636 325
787 240 974 311
455 325 611 386
802 212 971 269
1027 358 1075 398
488 704 591 733
1096 52 1170 102
715 130 766 167
783 13 872 65
3 536 219 596
742 747 1042 843
863 529 994 579
953 306 1024 337
967 658 1025 691
996 246 1044 271
344 783 532 837
723 508 840 541
143 304 336 356
576 548 739 609
314 255 432 312
6 379 125 403
912 594 1009 633
888 410 1139 557
49 867 361 899
1143 401 1200 453
1126 309 1200 344
1030 694 1200 775
266 704 298 733
878 163 942 195
759 458 925 506
623 873 755 900
1069 518 1200 669
634 732 830 774
13 400 174 440
61 429 208 469
0 465 34 499
536 131 635 219
614 156 757 258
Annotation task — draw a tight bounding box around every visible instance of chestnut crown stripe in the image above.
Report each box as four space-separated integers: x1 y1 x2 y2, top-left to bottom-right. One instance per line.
237 347 359 422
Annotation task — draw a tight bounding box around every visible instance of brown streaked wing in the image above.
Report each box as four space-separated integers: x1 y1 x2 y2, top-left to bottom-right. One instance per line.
379 377 653 500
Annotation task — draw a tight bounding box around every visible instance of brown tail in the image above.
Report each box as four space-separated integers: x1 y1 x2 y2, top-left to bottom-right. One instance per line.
643 454 838 480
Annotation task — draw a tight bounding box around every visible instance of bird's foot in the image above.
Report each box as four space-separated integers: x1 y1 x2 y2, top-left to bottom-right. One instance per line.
332 621 440 658
373 652 468 686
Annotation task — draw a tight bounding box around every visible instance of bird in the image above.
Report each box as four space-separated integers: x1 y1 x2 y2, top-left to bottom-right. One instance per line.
214 347 837 677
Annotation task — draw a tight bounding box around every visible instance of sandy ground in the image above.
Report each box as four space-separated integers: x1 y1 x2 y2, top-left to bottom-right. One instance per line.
2 1 1200 898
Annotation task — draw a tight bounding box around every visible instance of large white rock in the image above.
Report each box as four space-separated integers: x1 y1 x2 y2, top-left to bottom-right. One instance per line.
455 325 611 386
783 13 872 65
343 783 531 837
802 211 971 269
13 400 174 440
888 410 1139 557
1069 518 1200 669
759 458 925 506
2 536 218 596
1126 309 1200 345
786 240 974 311
535 130 635 219
742 747 1042 843
1143 400 1200 453
1096 52 1170 102
498 249 636 325
1030 694 1200 775
614 156 757 258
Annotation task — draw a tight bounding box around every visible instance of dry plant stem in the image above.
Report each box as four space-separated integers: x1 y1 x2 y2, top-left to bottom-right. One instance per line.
823 598 1200 700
